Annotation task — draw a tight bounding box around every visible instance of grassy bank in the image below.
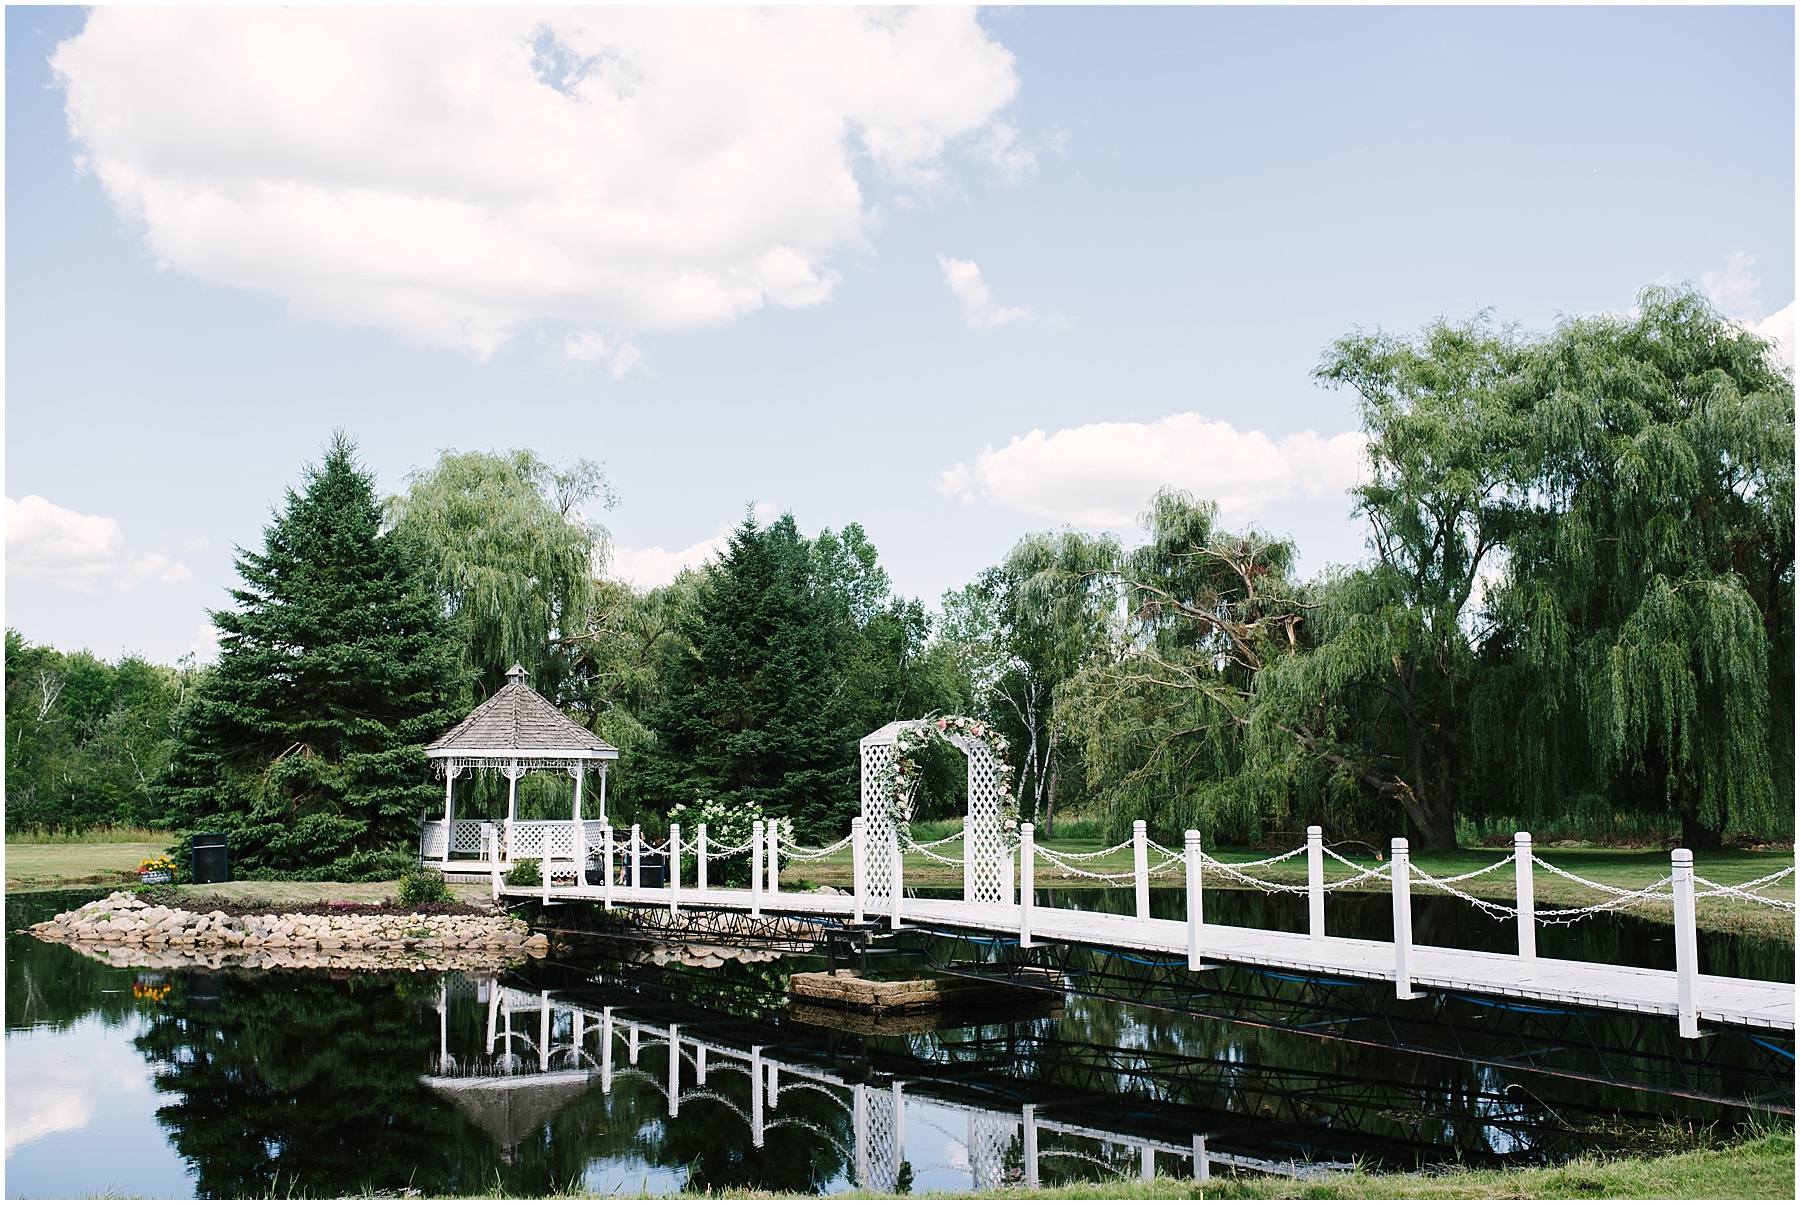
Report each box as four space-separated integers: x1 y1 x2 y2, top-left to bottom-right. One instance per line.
475 1125 1793 1200
4 840 170 891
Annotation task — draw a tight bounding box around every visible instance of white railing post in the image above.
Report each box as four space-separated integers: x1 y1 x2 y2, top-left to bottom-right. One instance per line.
1307 825 1325 940
1515 831 1536 961
542 849 551 904
889 827 903 930
1185 829 1203 970
851 817 866 924
1023 1103 1039 1189
768 821 780 898
750 1046 765 1148
1672 847 1699 1039
576 816 589 888
669 823 681 914
1391 837 1422 999
602 825 615 908
1019 823 1035 948
630 824 642 891
751 820 764 918
667 1023 680 1119
696 823 709 893
1192 1134 1210 1183
1133 820 1150 921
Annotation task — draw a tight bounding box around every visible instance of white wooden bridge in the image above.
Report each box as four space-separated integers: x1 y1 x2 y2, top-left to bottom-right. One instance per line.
430 711 1792 1041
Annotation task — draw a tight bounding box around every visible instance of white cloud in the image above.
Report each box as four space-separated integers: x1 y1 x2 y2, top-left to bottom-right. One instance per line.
607 504 780 589
939 413 1365 528
938 255 1031 329
1749 300 1796 368
563 328 643 378
52 8 1023 358
191 623 222 665
609 536 728 589
5 495 190 592
6 1021 155 1157
1704 251 1794 366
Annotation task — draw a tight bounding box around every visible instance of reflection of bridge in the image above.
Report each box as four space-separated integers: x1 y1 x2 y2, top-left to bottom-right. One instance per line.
421 979 1353 1190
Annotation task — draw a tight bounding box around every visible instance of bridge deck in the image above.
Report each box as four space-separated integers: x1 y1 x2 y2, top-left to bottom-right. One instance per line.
508 883 1795 1034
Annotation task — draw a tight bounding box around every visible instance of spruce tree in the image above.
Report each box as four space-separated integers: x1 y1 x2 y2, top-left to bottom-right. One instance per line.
155 434 464 879
643 513 854 840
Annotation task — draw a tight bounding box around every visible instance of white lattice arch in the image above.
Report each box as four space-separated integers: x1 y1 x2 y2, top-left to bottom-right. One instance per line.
860 720 1007 905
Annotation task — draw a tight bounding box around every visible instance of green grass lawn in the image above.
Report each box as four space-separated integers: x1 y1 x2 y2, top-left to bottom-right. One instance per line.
4 840 169 891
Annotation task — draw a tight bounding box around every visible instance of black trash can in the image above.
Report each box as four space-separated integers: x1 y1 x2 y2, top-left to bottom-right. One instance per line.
191 832 230 884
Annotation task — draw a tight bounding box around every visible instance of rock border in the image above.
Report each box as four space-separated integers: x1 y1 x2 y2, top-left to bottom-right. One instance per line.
25 890 549 972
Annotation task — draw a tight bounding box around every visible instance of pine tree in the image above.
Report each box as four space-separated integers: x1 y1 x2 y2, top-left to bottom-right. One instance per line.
642 513 855 841
155 434 465 879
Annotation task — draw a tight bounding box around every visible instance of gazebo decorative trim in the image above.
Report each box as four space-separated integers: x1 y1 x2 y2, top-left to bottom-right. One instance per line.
420 664 618 874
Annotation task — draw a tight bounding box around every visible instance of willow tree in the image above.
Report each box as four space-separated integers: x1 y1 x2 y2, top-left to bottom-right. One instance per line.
1477 287 1793 847
1058 490 1311 842
1250 318 1526 851
942 530 1119 834
385 449 614 699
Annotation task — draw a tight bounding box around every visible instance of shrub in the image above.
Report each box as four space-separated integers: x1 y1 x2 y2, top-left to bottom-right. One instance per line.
665 798 793 887
396 866 455 906
503 857 541 888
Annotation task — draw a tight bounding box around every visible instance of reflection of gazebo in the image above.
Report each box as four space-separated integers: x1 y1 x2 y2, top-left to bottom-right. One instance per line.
419 665 617 875
423 1072 598 1162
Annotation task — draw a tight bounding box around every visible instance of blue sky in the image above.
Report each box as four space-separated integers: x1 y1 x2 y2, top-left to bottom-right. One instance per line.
6 6 1794 665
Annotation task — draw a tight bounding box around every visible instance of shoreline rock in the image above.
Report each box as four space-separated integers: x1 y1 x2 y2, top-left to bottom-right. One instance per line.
25 890 549 971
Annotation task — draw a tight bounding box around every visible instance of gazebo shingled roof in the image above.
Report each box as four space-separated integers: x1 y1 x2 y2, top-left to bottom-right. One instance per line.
425 664 617 761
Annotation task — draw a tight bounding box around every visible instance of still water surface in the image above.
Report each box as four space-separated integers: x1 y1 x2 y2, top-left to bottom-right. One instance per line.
6 888 1790 1199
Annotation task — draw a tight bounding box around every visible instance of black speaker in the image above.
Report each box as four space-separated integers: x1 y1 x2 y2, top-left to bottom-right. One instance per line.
191 833 230 884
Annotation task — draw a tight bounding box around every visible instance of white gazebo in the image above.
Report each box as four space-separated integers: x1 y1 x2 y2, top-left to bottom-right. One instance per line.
419 664 618 877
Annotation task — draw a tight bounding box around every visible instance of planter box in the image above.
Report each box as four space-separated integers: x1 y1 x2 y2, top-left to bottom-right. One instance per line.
139 870 173 885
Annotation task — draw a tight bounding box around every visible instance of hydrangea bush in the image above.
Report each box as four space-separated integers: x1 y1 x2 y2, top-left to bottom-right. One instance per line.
666 797 794 886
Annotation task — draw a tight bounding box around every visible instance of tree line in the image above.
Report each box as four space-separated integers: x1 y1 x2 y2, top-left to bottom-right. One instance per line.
6 286 1789 873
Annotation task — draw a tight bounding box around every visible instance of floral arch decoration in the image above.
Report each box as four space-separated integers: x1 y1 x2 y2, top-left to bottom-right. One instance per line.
879 715 1019 832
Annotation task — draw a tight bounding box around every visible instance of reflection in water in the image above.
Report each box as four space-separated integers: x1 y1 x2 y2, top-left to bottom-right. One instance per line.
5 886 1787 1199
423 976 1354 1195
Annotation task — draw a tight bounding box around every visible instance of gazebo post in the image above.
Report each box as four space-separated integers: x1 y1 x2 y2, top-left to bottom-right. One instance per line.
442 769 454 863
506 758 518 862
573 765 587 888
598 764 609 825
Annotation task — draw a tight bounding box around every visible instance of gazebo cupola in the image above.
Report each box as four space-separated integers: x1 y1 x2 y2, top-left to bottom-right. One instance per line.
420 664 618 871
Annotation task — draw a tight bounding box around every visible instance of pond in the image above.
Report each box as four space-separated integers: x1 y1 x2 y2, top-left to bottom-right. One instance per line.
6 887 1791 1199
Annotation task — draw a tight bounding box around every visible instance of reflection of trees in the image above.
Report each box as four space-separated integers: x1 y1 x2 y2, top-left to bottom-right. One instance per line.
132 971 521 1198
6 894 151 1032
